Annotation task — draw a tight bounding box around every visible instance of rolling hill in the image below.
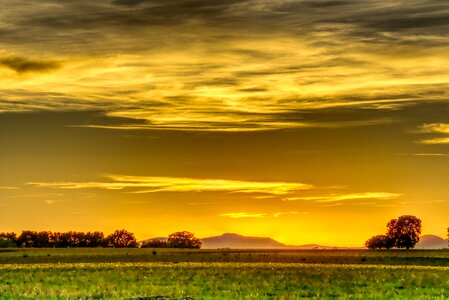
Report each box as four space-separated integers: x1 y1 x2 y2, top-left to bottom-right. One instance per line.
201 233 286 249
415 235 448 249
200 233 336 249
141 233 448 249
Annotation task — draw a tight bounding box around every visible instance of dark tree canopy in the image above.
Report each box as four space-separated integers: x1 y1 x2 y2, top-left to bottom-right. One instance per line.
386 215 422 249
1 230 132 248
167 231 202 249
0 232 17 248
365 215 422 250
140 238 169 248
364 235 393 249
0 232 17 241
105 229 138 248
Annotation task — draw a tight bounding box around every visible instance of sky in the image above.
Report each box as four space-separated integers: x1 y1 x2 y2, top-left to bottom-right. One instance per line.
1 0 449 246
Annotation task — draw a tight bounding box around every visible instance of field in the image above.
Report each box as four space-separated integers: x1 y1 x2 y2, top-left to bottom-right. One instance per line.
0 249 449 299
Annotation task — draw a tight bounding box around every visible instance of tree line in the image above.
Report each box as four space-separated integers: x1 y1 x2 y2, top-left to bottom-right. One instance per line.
0 230 202 249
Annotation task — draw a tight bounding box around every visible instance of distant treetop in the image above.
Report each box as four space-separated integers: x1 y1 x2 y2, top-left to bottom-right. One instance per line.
365 215 422 250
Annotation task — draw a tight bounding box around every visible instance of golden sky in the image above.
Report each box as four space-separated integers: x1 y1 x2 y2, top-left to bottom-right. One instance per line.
1 0 449 246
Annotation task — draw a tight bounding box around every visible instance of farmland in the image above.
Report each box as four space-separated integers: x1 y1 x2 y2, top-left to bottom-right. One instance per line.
0 249 449 299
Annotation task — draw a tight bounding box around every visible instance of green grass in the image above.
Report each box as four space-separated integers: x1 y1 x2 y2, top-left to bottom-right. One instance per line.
1 248 449 266
1 249 449 299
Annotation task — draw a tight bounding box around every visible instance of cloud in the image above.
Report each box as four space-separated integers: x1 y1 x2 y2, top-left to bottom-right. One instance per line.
272 211 303 218
220 211 306 218
398 153 449 157
2 1 449 131
284 192 401 203
28 175 313 195
220 212 267 218
419 123 449 144
111 0 147 6
421 123 449 134
44 199 67 205
0 56 60 73
421 138 449 145
188 202 223 206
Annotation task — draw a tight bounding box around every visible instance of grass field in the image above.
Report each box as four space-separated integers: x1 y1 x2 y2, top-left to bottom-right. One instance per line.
1 248 449 299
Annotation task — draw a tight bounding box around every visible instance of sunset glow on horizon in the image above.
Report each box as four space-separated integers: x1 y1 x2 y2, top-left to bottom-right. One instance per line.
1 0 449 246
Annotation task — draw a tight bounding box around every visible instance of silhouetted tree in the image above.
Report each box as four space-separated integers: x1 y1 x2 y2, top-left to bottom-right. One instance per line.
16 231 38 247
34 231 54 247
365 235 394 249
0 232 17 248
81 232 105 247
53 231 83 248
386 215 422 249
167 231 202 249
105 229 137 248
140 238 169 248
0 232 17 243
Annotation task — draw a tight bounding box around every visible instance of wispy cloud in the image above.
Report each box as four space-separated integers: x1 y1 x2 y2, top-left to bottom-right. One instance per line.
284 192 401 203
220 212 267 218
28 175 313 195
0 56 60 73
44 199 67 205
273 211 305 218
399 153 449 157
0 186 18 190
3 1 449 131
220 211 307 218
420 123 449 144
188 202 223 206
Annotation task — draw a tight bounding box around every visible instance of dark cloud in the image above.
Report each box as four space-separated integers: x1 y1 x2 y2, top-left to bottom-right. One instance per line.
3 0 449 53
111 0 147 7
0 56 60 73
1 0 449 132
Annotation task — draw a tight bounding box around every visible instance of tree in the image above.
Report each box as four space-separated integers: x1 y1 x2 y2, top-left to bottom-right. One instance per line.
7 230 109 248
81 232 105 247
53 231 83 248
386 215 422 249
0 232 17 248
365 235 393 249
140 238 169 248
16 231 55 248
167 231 202 249
105 229 137 248
0 232 17 243
17 231 39 248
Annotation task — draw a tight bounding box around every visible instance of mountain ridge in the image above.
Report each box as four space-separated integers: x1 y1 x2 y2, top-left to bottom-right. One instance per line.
416 234 448 249
140 233 448 249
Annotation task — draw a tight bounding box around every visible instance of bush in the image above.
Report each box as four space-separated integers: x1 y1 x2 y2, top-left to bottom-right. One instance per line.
105 229 138 248
167 231 202 249
140 239 169 248
0 237 16 248
365 235 393 249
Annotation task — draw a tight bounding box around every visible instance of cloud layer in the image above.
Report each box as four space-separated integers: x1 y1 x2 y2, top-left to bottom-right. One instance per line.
420 123 449 144
1 0 449 130
28 175 313 195
0 56 60 73
284 192 402 203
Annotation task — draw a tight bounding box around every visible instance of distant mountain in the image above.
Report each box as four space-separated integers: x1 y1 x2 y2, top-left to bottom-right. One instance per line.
200 233 337 249
139 233 342 249
288 243 340 250
201 233 286 249
416 235 448 249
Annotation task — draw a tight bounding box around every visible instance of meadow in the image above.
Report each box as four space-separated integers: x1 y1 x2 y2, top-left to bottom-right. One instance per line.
0 249 449 299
